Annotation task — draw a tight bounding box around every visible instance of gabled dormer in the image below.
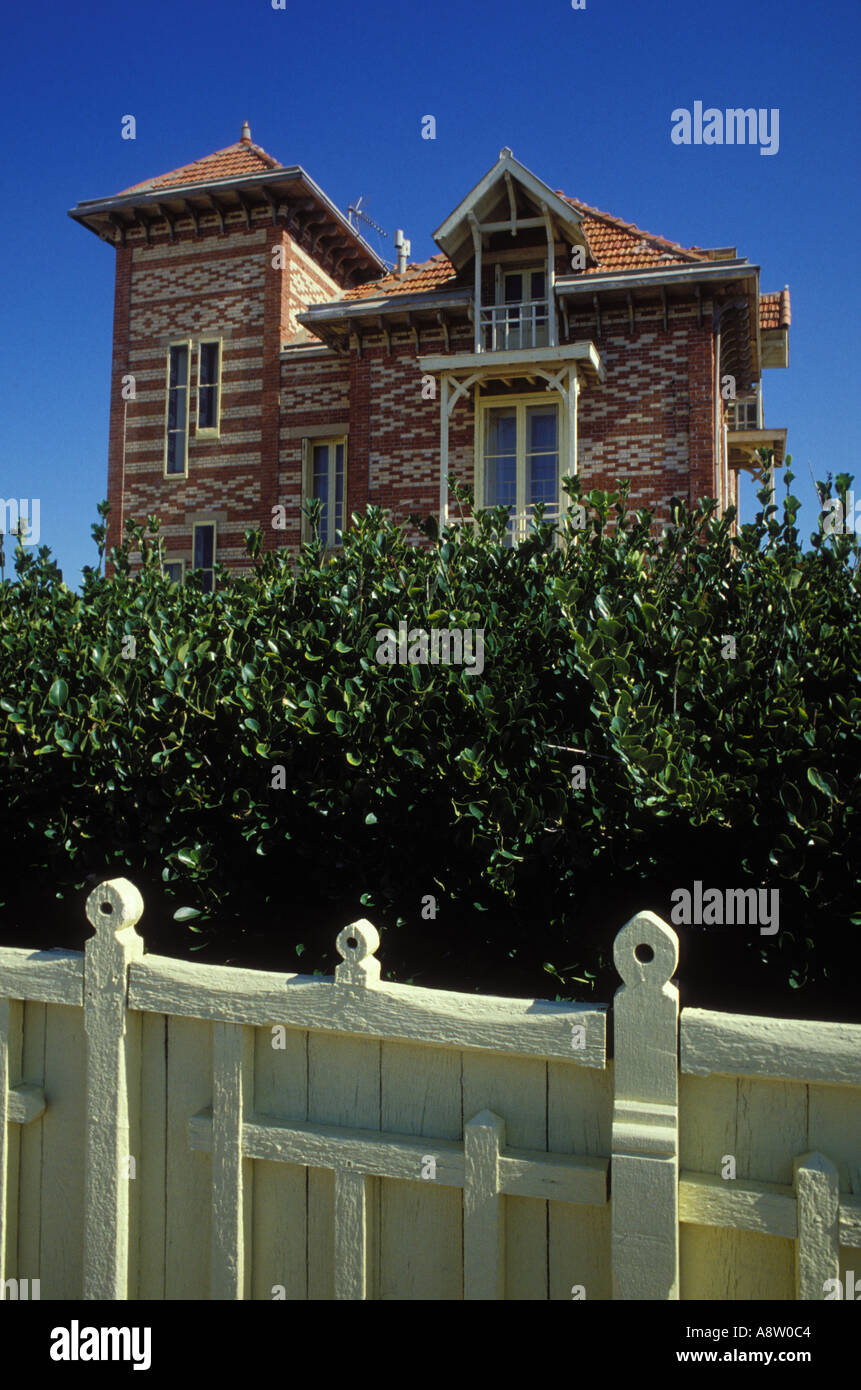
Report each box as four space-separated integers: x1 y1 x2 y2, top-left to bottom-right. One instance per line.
432 149 595 353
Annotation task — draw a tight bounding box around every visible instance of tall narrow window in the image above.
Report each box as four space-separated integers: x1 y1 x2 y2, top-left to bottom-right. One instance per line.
192 523 216 592
305 438 346 546
165 344 190 475
481 398 559 543
198 341 221 432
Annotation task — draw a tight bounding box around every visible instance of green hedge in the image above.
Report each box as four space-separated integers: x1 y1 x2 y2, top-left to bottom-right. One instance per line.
0 467 858 1015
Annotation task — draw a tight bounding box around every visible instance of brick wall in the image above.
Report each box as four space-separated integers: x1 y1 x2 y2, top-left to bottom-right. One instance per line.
109 207 353 577
109 221 722 576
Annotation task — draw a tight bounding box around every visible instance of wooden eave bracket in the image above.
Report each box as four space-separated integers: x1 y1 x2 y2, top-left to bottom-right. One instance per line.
108 212 127 247
156 203 176 242
376 315 392 355
593 293 602 338
180 199 201 236
261 187 281 226
235 191 253 230
436 311 450 352
205 195 226 233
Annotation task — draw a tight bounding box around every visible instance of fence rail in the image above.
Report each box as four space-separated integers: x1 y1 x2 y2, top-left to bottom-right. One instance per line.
1 879 860 1300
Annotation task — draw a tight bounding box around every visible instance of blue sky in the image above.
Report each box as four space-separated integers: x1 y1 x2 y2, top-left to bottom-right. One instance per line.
0 0 858 586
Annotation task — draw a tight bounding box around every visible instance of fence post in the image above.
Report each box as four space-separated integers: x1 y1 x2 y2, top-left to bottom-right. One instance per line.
611 910 680 1299
83 878 144 1300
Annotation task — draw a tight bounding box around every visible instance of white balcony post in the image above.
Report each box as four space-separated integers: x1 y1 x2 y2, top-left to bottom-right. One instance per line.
470 215 482 353
439 373 450 527
566 368 580 494
541 202 557 348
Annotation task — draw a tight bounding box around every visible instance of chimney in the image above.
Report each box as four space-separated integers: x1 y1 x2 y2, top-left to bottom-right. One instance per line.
240 120 252 144
394 228 411 275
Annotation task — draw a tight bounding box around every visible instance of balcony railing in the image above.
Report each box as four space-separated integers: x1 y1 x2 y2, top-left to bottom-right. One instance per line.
479 299 550 352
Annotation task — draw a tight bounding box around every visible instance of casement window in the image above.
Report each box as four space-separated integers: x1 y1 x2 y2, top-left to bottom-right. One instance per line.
303 438 346 546
163 560 184 585
197 340 221 434
192 523 216 592
165 343 191 476
477 396 559 543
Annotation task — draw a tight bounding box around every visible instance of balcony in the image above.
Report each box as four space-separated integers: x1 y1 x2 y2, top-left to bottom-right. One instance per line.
480 299 550 352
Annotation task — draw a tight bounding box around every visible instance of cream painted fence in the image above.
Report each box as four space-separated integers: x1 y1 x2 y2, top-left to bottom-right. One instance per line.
1 878 860 1301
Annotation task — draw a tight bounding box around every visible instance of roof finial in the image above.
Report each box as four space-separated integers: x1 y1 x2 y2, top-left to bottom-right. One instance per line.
240 120 251 144
499 146 512 160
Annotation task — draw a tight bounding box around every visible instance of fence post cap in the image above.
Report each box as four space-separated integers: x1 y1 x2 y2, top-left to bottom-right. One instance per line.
614 910 678 989
85 878 144 936
335 918 381 987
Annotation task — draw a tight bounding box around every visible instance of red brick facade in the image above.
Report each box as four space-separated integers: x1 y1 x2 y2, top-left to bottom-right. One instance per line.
70 134 789 579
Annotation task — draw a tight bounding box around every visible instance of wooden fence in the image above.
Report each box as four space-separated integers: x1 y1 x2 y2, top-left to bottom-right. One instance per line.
1 877 859 1300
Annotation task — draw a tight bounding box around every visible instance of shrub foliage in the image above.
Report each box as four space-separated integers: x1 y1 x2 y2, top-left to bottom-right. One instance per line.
0 467 858 1015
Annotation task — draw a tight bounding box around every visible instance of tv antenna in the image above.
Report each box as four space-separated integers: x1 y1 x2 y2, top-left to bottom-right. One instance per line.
346 196 388 238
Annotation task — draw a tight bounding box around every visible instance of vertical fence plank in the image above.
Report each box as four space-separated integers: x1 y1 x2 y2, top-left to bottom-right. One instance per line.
41 1003 87 1298
210 1022 254 1299
548 1062 612 1301
17 1001 45 1291
611 911 680 1300
677 1072 739 1300
731 1075 805 1299
252 1023 309 1301
794 1151 840 1300
0 997 12 1287
464 1110 505 1299
379 1040 463 1300
137 1012 167 1299
462 1053 547 1298
165 1014 212 1298
83 879 144 1301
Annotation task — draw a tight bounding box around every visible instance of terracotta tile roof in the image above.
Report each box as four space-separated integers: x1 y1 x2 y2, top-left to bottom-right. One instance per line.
117 140 282 195
563 197 709 272
343 252 456 300
760 288 791 330
342 193 710 301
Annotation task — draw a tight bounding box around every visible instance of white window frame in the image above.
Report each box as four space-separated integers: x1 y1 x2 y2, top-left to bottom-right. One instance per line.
192 522 217 592
475 391 563 540
499 266 547 306
162 558 186 585
164 340 192 478
302 436 347 546
196 338 222 438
